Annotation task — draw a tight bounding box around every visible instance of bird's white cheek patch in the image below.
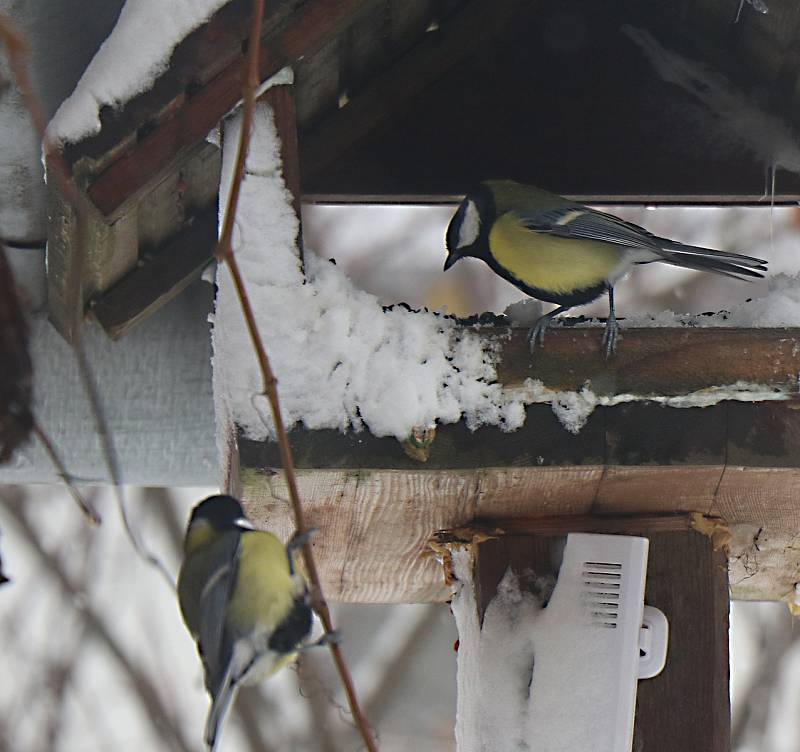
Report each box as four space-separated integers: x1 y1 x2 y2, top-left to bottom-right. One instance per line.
456 200 481 248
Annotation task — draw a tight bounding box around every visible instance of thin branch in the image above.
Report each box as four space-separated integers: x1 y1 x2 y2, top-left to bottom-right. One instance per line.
33 421 101 524
4 500 194 752
0 13 175 588
215 3 379 750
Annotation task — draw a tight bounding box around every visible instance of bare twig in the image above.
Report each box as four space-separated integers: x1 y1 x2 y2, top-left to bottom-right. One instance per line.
4 500 194 752
215 3 379 750
0 242 33 463
33 421 101 524
0 13 175 587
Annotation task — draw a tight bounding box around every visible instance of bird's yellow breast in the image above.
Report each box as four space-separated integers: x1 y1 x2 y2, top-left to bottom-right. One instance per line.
226 532 303 634
488 212 624 294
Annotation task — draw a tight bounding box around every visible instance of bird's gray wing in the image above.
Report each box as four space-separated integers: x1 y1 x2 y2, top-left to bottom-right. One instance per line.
514 206 660 249
515 206 767 274
198 532 241 700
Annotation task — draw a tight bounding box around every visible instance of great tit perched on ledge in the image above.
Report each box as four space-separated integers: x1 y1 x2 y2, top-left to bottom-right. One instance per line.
178 495 313 751
444 180 767 356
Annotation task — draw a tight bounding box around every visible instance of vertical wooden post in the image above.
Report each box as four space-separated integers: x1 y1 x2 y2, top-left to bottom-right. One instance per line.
263 83 304 261
449 518 730 751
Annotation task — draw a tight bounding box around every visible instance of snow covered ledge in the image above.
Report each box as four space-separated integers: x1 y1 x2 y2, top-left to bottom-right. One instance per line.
214 103 800 606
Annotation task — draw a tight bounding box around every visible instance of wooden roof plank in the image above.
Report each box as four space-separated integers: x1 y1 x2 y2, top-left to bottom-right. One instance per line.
83 0 370 219
300 0 519 183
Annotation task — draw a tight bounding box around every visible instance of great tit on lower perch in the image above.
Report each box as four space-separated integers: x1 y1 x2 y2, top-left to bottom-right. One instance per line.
444 180 767 356
178 495 315 750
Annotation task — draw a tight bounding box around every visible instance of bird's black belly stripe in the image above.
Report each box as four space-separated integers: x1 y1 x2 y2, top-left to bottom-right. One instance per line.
480 252 608 307
268 599 313 654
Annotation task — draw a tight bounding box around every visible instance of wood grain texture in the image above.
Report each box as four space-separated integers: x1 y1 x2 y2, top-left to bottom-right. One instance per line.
240 464 800 602
593 466 723 514
632 531 730 752
92 206 217 339
237 328 800 604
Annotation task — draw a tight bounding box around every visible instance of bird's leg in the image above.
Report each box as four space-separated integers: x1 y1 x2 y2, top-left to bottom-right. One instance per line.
601 286 619 359
527 304 572 353
299 630 342 652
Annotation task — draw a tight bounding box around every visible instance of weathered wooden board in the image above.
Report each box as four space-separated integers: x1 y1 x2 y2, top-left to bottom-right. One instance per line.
241 462 799 603
237 327 800 604
80 0 369 219
91 207 218 339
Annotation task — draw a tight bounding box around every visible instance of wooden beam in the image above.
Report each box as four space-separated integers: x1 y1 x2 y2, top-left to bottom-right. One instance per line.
91 207 218 339
241 460 800 603
262 84 304 254
83 0 369 219
235 327 800 603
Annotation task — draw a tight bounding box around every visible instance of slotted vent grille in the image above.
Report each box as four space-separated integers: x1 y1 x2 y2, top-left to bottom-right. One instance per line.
582 560 623 628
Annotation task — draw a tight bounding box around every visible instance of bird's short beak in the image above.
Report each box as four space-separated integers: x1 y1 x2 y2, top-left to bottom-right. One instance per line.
443 252 458 272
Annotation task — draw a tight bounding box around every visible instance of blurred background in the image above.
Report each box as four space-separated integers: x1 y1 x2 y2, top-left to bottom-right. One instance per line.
2 202 800 751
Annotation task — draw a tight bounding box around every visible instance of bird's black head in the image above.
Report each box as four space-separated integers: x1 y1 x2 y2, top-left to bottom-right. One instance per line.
189 495 248 531
444 183 495 271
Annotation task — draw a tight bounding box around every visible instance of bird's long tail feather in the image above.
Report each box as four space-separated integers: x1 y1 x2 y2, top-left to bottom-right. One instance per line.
205 665 238 752
656 239 767 280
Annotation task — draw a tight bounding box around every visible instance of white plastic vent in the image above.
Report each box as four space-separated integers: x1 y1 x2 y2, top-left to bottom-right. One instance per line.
551 533 657 751
582 560 622 628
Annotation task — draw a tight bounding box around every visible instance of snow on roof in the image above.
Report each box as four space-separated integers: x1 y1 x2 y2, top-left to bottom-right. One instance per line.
46 0 229 147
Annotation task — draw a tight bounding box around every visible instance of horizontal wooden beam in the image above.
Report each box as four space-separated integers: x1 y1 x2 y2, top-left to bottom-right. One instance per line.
236 327 800 603
91 207 218 339
241 462 800 603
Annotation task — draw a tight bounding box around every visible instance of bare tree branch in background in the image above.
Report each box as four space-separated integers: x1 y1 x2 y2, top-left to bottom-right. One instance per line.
731 606 800 750
0 13 174 581
3 496 195 752
0 241 33 463
33 422 100 524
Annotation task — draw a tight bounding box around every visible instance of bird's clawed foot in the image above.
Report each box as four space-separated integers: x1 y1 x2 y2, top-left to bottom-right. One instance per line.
527 317 550 353
601 313 619 360
300 630 341 652
527 305 570 356
288 527 318 555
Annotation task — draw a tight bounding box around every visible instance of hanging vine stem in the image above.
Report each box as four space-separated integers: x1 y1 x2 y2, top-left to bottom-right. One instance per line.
0 13 175 586
215 3 379 750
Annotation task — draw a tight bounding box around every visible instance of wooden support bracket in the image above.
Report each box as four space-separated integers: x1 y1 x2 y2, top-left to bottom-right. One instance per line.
442 515 729 752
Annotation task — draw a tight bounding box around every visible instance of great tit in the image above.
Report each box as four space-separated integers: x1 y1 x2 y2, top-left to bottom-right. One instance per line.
444 180 767 356
178 495 312 751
